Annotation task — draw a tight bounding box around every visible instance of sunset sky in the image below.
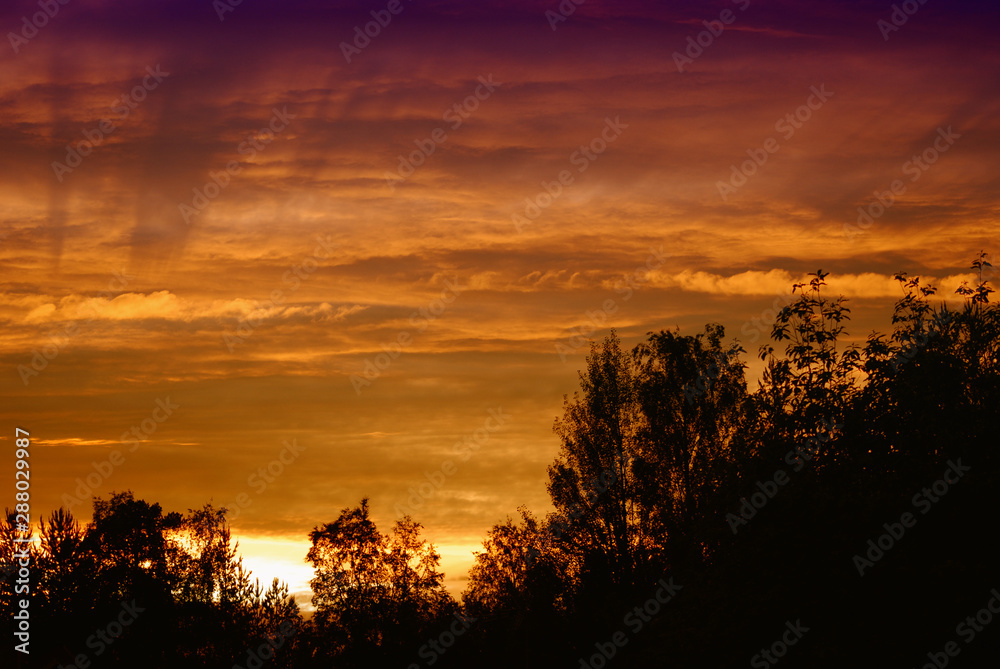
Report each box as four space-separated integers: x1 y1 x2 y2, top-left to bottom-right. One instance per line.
2 0 998 607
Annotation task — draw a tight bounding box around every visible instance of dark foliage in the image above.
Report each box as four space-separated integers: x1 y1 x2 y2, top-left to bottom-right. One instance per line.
3 255 996 668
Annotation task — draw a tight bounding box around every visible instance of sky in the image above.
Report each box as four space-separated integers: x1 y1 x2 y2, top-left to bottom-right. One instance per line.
1 0 998 608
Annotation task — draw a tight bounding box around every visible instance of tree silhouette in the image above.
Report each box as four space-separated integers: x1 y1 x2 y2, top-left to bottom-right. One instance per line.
306 498 454 666
0 492 302 669
463 255 998 667
548 332 648 598
632 323 747 574
4 255 997 668
37 508 92 624
169 502 301 668
757 270 859 457
461 508 574 667
85 491 181 607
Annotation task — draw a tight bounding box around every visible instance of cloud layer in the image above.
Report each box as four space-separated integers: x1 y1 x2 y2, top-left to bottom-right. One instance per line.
2 0 998 601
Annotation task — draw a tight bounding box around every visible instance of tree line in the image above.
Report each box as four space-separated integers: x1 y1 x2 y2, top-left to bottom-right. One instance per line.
3 254 998 667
